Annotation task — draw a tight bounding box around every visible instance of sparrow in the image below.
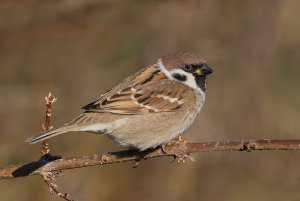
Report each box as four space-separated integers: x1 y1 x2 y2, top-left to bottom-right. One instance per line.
26 52 213 151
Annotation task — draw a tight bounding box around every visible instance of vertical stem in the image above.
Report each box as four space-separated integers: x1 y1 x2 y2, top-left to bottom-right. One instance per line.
41 92 57 155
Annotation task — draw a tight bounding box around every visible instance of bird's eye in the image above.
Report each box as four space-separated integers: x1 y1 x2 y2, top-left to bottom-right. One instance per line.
183 64 193 72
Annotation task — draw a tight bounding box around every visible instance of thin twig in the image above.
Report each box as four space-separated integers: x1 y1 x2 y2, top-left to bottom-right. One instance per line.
42 171 74 201
1 139 300 180
39 93 72 201
41 92 57 155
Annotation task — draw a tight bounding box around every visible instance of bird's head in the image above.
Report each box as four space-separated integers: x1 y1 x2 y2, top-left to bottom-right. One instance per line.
158 52 213 92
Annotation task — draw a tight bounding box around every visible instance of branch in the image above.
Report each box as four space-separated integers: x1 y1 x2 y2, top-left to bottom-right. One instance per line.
2 93 300 201
1 139 300 180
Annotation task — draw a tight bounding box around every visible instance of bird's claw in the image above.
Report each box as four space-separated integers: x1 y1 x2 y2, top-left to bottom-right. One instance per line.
171 153 195 164
161 136 195 164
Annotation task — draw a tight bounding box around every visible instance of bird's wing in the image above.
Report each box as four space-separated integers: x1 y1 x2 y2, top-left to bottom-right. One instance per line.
82 65 188 114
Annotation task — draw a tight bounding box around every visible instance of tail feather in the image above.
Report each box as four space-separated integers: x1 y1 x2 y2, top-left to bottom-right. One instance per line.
26 114 92 144
25 125 76 144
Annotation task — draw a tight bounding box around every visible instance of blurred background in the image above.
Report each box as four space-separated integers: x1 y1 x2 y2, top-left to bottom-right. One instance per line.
0 0 300 200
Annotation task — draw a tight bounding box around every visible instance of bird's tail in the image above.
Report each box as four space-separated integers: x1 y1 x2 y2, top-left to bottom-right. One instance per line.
25 124 78 144
26 113 91 144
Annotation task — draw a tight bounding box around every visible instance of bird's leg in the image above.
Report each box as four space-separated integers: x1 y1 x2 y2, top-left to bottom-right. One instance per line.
161 135 195 163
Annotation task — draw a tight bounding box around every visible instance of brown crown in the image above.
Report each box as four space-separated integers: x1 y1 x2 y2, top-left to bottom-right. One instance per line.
159 52 206 70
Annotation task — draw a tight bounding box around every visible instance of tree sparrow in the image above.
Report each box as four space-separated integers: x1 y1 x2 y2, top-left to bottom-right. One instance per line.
26 52 213 151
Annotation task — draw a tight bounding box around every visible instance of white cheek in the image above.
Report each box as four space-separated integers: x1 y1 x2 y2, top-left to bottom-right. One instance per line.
157 59 201 91
170 69 199 90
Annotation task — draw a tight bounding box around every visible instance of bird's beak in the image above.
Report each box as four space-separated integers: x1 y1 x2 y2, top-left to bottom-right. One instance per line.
201 64 213 75
195 64 213 75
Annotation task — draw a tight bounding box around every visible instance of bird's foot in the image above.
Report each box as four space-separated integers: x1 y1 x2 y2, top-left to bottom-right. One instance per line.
161 136 195 163
163 135 188 147
172 153 195 164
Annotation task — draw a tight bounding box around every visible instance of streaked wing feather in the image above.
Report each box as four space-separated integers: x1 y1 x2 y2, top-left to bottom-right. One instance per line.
82 64 187 114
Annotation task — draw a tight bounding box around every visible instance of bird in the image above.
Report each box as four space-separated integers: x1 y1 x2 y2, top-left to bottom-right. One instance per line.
26 52 213 151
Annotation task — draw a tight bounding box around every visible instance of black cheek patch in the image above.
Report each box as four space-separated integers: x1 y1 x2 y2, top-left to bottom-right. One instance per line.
172 73 187 82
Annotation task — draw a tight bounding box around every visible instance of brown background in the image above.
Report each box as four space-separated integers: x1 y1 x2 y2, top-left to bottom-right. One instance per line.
0 0 300 201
